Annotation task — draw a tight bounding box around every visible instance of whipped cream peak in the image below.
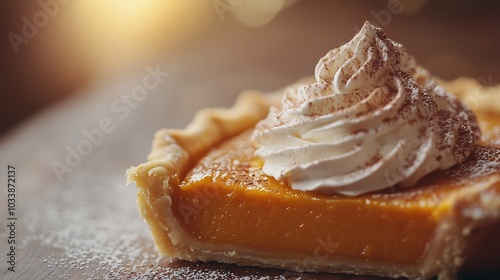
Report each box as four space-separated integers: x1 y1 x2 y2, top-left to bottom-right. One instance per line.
251 21 480 196
314 22 399 94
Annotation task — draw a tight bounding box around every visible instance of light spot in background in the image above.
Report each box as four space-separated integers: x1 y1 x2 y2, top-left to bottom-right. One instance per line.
233 0 296 28
398 0 428 15
56 0 214 75
53 0 297 77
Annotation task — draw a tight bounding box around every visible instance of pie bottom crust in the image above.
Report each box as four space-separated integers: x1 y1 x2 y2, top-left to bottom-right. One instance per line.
127 78 500 279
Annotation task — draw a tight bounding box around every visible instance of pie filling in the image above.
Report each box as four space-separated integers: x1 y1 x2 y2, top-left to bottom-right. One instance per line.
173 112 500 265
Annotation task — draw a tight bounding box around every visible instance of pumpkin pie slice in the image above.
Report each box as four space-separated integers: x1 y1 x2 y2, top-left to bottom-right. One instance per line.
127 23 500 279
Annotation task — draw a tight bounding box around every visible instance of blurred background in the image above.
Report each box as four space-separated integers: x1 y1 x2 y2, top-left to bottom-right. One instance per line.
1 0 500 136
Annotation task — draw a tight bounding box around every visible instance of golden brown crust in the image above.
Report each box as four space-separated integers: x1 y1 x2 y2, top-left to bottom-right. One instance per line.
438 76 500 114
127 77 500 280
126 83 292 257
148 90 280 162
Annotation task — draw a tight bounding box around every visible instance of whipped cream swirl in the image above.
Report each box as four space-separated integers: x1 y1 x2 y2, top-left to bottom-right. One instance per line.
251 22 480 196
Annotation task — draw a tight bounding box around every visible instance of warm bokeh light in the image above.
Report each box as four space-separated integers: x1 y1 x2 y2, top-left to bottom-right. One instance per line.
57 0 215 75
399 0 428 15
51 0 297 76
233 0 286 27
232 0 297 27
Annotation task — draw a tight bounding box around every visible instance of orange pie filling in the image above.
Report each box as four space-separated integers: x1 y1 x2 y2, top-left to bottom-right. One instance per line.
128 86 500 279
166 112 500 266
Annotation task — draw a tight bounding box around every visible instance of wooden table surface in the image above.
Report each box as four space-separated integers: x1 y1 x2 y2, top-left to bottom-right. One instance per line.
1 2 500 279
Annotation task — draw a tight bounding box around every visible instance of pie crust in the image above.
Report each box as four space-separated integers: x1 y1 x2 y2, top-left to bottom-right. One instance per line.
127 77 500 279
